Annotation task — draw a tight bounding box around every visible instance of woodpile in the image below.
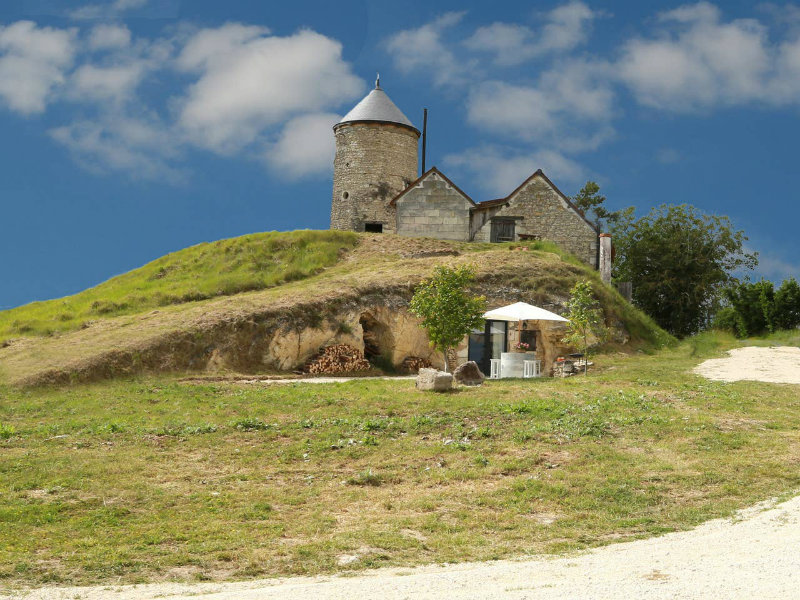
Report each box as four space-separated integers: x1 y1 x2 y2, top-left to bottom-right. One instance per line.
306 344 370 375
399 356 432 374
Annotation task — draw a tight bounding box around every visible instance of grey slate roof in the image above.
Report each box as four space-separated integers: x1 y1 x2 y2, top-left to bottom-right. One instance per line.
337 81 418 133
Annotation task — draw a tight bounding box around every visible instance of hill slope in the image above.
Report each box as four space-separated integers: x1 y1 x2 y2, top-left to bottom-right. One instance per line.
0 232 672 386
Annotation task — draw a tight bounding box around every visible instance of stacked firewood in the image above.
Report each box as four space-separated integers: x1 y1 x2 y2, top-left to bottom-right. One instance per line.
306 344 370 374
399 356 432 374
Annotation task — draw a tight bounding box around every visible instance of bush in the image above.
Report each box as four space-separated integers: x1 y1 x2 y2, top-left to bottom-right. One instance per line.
716 278 800 337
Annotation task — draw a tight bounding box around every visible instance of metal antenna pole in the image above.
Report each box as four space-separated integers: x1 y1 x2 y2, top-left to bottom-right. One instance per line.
421 108 428 175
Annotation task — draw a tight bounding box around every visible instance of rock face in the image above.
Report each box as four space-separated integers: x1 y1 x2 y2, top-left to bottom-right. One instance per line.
416 368 453 392
453 361 485 386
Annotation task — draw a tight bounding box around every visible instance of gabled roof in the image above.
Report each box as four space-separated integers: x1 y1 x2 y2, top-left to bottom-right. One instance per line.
472 197 510 212
504 169 599 233
336 78 419 135
389 167 476 207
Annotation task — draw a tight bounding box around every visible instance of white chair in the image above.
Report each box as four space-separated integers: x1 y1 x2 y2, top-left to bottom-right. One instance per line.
489 359 501 379
523 360 541 378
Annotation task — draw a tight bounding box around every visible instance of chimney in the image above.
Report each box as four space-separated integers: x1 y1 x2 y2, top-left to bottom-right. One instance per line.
599 233 612 284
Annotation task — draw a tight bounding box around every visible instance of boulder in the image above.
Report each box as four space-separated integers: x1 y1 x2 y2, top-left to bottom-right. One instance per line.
453 361 485 386
416 368 453 392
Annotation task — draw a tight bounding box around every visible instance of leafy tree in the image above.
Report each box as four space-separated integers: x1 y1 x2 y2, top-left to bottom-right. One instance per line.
719 280 775 337
716 278 800 337
611 204 757 337
409 265 487 372
775 278 800 330
571 181 620 231
562 281 608 374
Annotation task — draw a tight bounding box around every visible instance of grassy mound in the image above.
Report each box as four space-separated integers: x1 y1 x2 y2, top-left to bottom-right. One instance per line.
0 232 672 386
0 230 358 341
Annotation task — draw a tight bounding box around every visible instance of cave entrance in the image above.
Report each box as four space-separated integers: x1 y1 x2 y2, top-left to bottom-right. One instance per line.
359 311 394 368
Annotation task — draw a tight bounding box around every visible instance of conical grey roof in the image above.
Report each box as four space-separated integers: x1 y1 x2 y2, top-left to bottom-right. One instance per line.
337 77 418 133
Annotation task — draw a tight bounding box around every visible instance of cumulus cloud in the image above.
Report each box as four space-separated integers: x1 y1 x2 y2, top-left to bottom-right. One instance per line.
89 24 132 50
175 24 363 153
68 0 149 21
0 21 77 115
49 113 184 182
385 12 476 86
264 112 339 179
465 1 597 66
445 146 583 196
466 60 615 151
617 2 772 110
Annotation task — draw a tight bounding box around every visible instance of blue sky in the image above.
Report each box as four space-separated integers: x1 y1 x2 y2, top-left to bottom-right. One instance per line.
1 0 799 309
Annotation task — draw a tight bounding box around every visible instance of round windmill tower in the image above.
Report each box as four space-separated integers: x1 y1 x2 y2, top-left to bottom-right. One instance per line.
330 76 420 233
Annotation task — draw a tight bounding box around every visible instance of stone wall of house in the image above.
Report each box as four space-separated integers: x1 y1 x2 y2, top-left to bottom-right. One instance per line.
330 122 419 233
396 172 473 240
473 174 598 265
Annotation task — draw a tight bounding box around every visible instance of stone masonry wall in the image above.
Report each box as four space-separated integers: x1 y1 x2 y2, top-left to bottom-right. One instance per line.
396 172 472 240
331 122 419 233
474 174 598 265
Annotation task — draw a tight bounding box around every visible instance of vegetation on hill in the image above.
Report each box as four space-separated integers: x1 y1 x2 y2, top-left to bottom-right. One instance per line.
0 232 672 386
0 332 798 586
0 230 358 341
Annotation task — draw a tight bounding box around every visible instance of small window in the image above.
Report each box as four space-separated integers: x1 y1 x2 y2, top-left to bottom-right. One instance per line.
364 222 383 233
520 329 537 351
342 191 349 200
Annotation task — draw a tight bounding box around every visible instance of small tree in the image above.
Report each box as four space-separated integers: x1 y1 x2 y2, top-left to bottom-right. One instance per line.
409 265 487 372
571 181 621 231
562 281 608 374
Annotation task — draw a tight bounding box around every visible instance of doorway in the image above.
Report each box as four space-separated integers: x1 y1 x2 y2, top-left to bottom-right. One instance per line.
468 320 507 375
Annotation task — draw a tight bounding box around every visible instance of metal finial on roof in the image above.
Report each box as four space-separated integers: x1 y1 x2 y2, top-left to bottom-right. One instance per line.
375 73 381 89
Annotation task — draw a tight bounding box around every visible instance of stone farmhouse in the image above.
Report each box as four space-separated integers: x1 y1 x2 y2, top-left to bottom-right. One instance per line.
330 77 609 271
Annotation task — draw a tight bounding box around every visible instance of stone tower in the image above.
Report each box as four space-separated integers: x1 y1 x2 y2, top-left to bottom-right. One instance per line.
330 77 420 233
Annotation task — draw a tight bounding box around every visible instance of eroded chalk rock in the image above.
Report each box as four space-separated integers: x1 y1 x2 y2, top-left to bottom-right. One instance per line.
416 368 453 392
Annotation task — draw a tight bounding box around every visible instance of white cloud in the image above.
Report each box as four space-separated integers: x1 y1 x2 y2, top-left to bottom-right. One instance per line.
385 12 476 86
175 24 364 153
49 113 183 182
69 63 146 103
89 24 132 50
444 146 583 196
264 112 339 179
465 1 597 66
0 21 77 115
68 0 148 21
617 3 772 111
466 60 615 151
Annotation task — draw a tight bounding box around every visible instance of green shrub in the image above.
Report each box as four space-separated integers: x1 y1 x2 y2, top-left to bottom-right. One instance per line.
0 423 15 439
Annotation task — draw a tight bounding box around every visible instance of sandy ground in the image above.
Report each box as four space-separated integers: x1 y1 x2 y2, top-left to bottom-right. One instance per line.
4 494 800 600
694 345 800 384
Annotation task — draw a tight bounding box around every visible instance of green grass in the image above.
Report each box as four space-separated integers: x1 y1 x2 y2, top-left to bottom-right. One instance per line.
0 230 358 341
1 334 798 588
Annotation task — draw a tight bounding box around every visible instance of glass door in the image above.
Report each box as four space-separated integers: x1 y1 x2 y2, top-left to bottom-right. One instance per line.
468 320 507 375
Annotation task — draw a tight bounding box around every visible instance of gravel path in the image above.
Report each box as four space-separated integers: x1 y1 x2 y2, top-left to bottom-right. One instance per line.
5 494 800 600
694 345 800 384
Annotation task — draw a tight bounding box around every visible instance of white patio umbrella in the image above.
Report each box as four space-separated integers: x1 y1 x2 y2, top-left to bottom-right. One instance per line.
483 301 569 322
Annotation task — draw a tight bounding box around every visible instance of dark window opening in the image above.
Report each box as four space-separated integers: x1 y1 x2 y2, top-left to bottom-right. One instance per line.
342 191 349 200
364 222 383 233
491 220 516 242
520 329 537 351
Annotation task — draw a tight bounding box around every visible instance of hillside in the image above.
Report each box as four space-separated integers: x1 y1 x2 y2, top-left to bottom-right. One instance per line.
0 231 672 386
